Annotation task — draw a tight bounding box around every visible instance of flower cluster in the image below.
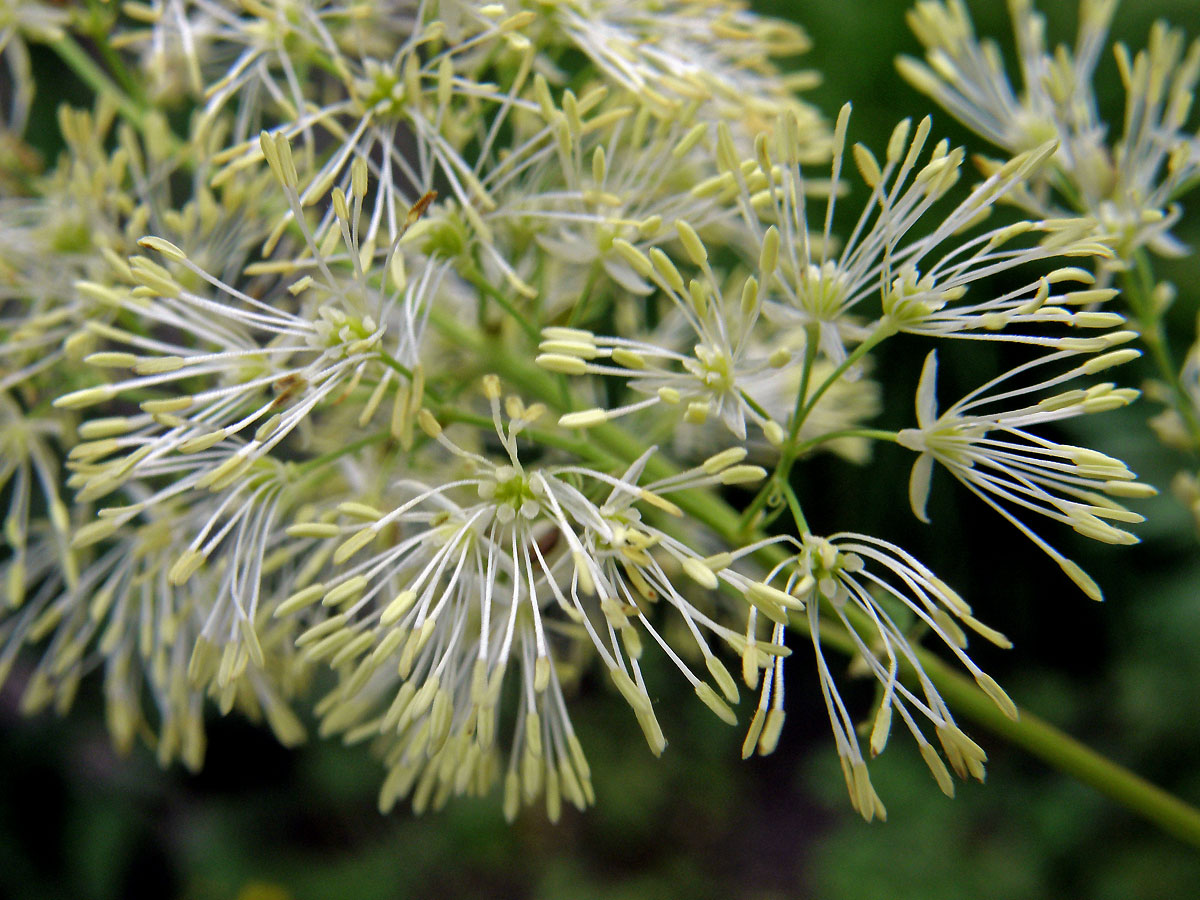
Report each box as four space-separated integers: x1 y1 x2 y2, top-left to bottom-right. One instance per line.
900 1 1200 540
0 0 1165 822
900 0 1200 262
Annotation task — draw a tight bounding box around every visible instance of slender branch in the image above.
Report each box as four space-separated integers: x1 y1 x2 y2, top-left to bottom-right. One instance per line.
429 303 1200 850
48 33 147 127
920 652 1200 848
46 34 186 156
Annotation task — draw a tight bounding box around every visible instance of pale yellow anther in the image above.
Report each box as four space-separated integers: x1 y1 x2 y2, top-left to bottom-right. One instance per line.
869 702 892 757
853 143 882 189
610 349 646 369
1057 557 1103 601
138 235 187 262
133 355 185 375
535 354 588 375
715 121 740 174
720 465 767 485
141 396 192 415
610 667 667 756
672 122 708 159
167 549 206 586
695 683 737 725
740 276 759 318
78 417 134 440
1065 289 1119 306
762 421 785 448
295 614 348 647
759 226 780 276
758 709 785 755
591 145 607 185
84 352 137 369
681 557 718 590
76 280 127 307
743 585 787 626
334 528 377 564
323 575 368 607
638 489 683 517
1081 348 1141 374
974 672 1018 720
504 395 525 420
499 10 536 32
920 742 956 797
638 216 662 238
55 385 117 409
558 409 608 429
1103 480 1157 499
702 447 748 475
1072 312 1125 329
534 656 551 693
337 502 382 521
675 219 708 267
332 187 350 223
417 408 442 438
542 326 594 342
648 248 685 293
275 584 327 617
381 590 418 626
69 439 119 463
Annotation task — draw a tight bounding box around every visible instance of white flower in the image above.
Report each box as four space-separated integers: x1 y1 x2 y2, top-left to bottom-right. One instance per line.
518 98 736 308
123 0 417 120
2 463 309 769
897 346 1156 600
56 139 435 501
726 104 1121 363
206 3 544 270
536 218 789 442
272 378 774 815
0 394 74 608
541 0 820 133
900 0 1200 259
760 532 1013 820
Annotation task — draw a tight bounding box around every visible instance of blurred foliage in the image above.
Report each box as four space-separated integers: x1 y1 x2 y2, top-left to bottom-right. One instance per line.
3 1 1199 898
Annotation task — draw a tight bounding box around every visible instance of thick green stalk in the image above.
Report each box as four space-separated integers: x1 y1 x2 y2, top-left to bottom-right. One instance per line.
921 653 1200 849
431 307 1200 849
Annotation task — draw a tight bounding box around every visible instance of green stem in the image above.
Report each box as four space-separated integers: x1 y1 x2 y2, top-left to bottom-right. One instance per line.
80 0 145 102
795 323 894 436
428 304 1200 850
49 34 147 127
793 427 898 456
294 431 390 477
567 262 604 327
788 322 822 442
47 34 186 157
461 265 541 343
780 482 809 532
921 653 1200 848
437 408 622 469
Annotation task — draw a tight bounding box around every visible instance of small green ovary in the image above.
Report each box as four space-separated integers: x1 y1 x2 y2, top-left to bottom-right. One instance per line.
309 306 383 356
795 261 850 322
689 344 735 394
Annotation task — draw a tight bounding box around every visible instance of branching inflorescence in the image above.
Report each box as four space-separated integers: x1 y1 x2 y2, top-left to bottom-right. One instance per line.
1 0 1192 826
